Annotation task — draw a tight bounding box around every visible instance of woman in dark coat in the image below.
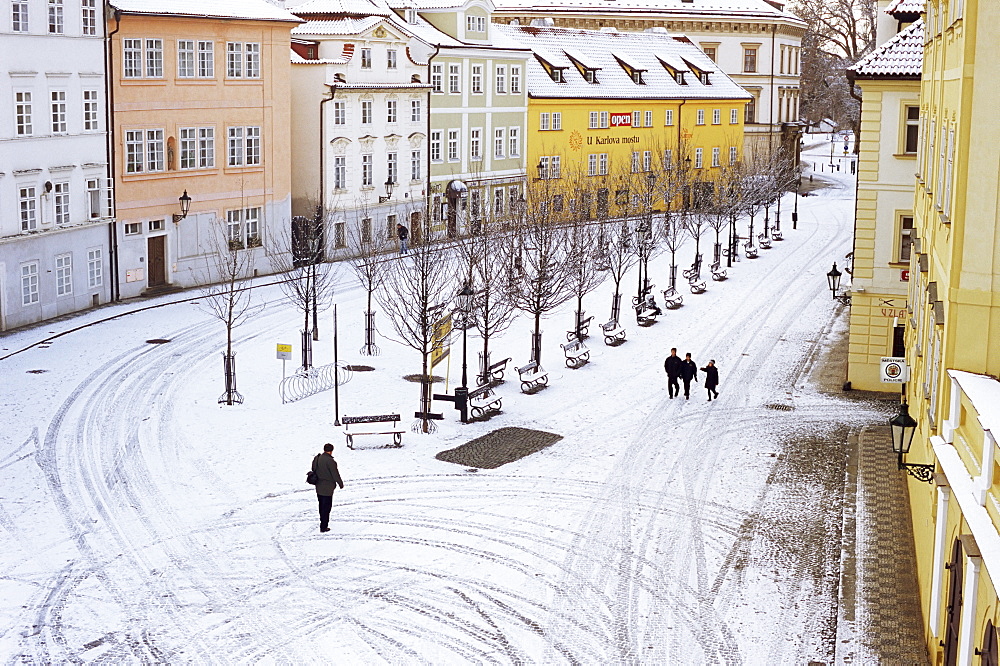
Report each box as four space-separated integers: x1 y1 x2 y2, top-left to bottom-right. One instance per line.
701 360 720 401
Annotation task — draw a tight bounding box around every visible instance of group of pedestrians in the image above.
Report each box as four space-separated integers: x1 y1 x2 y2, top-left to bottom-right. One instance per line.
663 348 720 401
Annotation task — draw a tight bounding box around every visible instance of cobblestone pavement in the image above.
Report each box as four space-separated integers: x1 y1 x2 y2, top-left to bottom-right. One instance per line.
436 426 563 469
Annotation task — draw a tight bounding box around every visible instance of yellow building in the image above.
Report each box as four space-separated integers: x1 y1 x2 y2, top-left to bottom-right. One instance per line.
890 0 1000 661
109 0 300 298
845 2 923 391
493 24 749 215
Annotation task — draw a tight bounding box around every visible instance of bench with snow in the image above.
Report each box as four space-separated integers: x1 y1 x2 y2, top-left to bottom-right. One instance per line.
601 319 626 345
342 414 404 449
710 261 728 281
758 233 772 250
744 242 759 259
634 301 660 326
721 246 741 262
560 338 591 369
477 356 512 386
662 287 684 309
517 361 549 393
771 229 783 241
682 254 703 281
566 315 595 341
468 384 502 418
689 277 707 294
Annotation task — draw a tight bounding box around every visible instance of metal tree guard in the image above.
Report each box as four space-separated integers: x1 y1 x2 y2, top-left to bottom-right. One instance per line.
219 352 244 405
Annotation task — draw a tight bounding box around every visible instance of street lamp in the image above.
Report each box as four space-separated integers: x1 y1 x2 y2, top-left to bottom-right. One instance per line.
890 401 934 482
792 171 801 229
173 189 192 224
827 262 851 305
379 177 395 204
456 283 475 422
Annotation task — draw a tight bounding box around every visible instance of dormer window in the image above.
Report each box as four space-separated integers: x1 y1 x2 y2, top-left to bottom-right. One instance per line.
551 69 564 83
565 51 601 84
700 72 710 84
614 56 646 85
406 8 418 24
536 54 567 84
585 69 597 83
675 71 685 85
632 71 643 84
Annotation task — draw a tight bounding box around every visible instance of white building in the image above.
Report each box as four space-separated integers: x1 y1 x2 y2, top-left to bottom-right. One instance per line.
0 0 111 330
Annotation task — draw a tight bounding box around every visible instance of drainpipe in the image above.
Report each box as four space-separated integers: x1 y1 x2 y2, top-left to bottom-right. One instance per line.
320 84 338 216
768 22 777 155
426 45 440 240
105 8 122 302
676 98 686 153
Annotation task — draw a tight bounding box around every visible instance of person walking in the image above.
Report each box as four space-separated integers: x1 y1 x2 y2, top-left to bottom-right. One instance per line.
680 352 698 399
396 223 409 254
664 348 682 398
312 443 344 533
701 359 720 401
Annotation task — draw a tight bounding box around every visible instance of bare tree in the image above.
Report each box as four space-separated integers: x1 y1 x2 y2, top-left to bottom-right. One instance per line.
654 146 695 292
345 201 393 356
376 235 457 433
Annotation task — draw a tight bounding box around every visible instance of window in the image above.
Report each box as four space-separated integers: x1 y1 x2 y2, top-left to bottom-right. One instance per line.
663 149 673 167
246 43 260 78
86 178 102 218
431 130 442 161
431 64 443 92
50 246 76 296
124 39 142 78
360 217 372 245
731 108 739 124
48 0 62 33
124 222 141 235
494 189 504 216
729 146 738 165
387 100 397 123
387 152 397 184
81 90 99 131
745 97 756 124
599 153 608 175
19 187 36 230
472 65 483 93
665 109 674 126
712 147 720 167
410 99 421 122
197 127 214 167
387 49 397 69
449 64 460 93
361 100 372 124
333 156 346 189
227 42 243 78
509 127 519 157
588 153 597 176
179 127 196 168
600 111 608 128
540 112 550 131
49 91 67 134
149 219 164 232
197 41 214 77
125 130 143 172
226 208 262 248
466 15 485 32
694 147 703 168
361 154 372 186
334 101 345 125
178 40 195 78
632 111 641 127
898 215 914 262
511 66 521 93
21 262 39 305
494 128 504 158
448 129 459 160
645 110 652 127
904 106 920 154
631 151 640 173
410 150 421 180
696 109 705 125
743 47 757 73
333 221 346 249
15 92 32 136
643 150 652 171
12 0 27 31
146 129 164 171
550 69 563 83
470 128 481 160
496 65 506 93
361 48 371 69
539 155 560 179
703 46 716 62
143 39 162 77
88 248 102 288
713 109 721 125
81 0 98 34
54 182 70 224
227 126 260 166
552 112 561 130
589 111 599 129
632 71 643 85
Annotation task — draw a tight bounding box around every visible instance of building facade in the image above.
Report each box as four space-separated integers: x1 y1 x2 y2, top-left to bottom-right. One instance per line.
0 0 111 330
108 0 299 298
491 0 805 159
845 1 922 391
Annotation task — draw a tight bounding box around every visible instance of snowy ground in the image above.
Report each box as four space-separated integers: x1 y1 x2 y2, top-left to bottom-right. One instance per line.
0 140 883 664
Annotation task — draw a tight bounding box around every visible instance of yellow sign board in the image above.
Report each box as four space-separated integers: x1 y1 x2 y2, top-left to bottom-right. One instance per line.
430 313 452 368
276 343 292 361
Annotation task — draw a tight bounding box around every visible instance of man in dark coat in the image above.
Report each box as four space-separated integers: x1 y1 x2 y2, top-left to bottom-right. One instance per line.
664 348 682 398
700 359 720 401
312 443 344 533
680 352 698 399
396 223 409 254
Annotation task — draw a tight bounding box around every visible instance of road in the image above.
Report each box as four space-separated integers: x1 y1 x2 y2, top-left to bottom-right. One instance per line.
1 151 887 663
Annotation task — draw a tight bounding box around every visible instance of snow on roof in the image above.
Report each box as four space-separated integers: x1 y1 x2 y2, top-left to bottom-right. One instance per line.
493 23 750 100
386 10 465 46
949 370 1000 439
386 0 470 9
492 0 803 23
292 0 392 16
885 0 924 14
849 19 923 78
293 17 390 35
110 0 301 22
290 49 349 64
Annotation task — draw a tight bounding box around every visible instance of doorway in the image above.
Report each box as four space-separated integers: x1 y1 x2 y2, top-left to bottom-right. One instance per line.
147 235 166 287
943 538 964 666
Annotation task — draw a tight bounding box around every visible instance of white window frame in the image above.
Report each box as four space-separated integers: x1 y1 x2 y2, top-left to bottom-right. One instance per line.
54 181 70 224
410 150 421 181
123 38 142 78
87 248 103 288
713 108 721 125
360 48 372 69
730 108 739 124
449 64 461 93
12 0 28 32
21 262 39 305
540 112 550 131
361 100 372 124
471 65 483 94
645 110 652 127
589 111 599 129
334 101 346 125
599 153 608 176
431 130 442 162
387 151 397 184
665 109 674 126
333 155 346 189
431 64 443 93
496 65 507 94
712 147 720 167
552 112 561 130
695 147 704 168
410 99 421 122
86 178 102 218
494 128 504 158
511 65 521 94
470 128 481 160
696 109 705 125
508 127 519 157
448 129 460 161
197 41 214 78
83 90 99 130
15 91 32 136
227 42 243 78
245 43 260 78
387 99 397 124
362 153 373 186
55 253 72 296
387 49 397 69
729 146 738 165
47 0 63 34
588 153 597 176
19 186 37 231
178 40 195 78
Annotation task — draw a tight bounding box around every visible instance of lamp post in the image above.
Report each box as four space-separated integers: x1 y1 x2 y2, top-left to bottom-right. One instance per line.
455 283 474 423
890 401 935 482
827 262 851 305
173 189 191 224
379 178 395 204
792 172 801 229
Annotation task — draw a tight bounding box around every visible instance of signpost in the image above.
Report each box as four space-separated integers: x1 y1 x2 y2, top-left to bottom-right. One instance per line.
276 343 292 380
880 357 908 383
430 312 452 369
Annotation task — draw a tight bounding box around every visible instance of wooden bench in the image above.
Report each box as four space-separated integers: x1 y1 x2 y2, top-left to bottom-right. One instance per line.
634 301 660 326
477 356 511 386
758 233 772 249
689 277 707 294
601 319 626 345
342 414 404 449
710 261 728 281
566 315 594 341
517 361 549 393
771 229 783 241
560 338 591 368
682 254 703 281
662 287 684 309
744 242 759 259
468 384 502 418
